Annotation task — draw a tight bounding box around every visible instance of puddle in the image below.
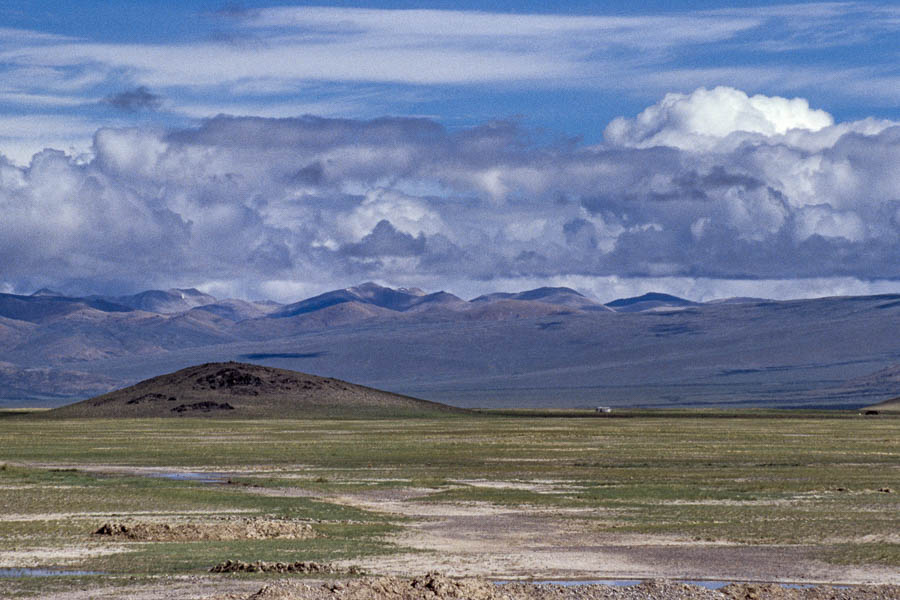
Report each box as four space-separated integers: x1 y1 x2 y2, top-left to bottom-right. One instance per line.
493 580 639 587
0 568 102 578
503 580 643 587
681 581 730 589
496 580 710 587
494 580 829 590
150 472 227 484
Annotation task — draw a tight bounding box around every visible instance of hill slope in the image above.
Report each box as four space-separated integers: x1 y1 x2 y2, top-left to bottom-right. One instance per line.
863 397 900 412
46 362 467 418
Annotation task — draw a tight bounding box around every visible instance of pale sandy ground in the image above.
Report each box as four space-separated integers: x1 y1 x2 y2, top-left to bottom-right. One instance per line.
316 487 900 585
0 545 130 568
3 465 898 599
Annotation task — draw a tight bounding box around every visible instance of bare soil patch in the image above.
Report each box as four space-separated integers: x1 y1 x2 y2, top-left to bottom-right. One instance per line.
206 573 900 600
18 575 900 600
305 489 900 585
0 544 130 568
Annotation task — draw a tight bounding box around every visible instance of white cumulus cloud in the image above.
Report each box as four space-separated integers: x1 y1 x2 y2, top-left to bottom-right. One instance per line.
605 86 834 151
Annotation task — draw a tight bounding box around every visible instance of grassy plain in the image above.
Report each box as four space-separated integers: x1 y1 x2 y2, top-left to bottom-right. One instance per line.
0 411 898 595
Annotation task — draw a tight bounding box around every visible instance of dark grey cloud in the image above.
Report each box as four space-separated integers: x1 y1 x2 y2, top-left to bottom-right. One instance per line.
104 86 163 112
343 220 427 258
563 218 598 250
288 162 325 186
2 87 900 301
168 114 446 151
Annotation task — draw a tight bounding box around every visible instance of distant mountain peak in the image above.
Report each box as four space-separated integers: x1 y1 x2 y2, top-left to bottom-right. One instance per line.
516 286 585 300
172 288 208 298
30 288 64 297
398 287 426 297
271 282 462 318
471 286 606 310
534 286 583 295
107 288 217 314
605 292 698 312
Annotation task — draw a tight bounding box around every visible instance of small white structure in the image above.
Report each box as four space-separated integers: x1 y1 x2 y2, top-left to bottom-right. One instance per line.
595 406 612 413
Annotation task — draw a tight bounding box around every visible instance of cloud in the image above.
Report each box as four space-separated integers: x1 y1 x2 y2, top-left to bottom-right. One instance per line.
104 86 163 111
0 114 100 165
605 86 834 151
0 91 86 107
0 27 75 44
244 6 759 48
1 87 900 302
2 4 895 96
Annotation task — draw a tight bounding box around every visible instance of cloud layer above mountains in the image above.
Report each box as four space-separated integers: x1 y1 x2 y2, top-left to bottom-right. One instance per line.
2 86 899 302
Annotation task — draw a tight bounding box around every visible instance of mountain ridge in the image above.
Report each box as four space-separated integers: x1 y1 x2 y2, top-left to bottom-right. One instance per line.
270 282 467 317
3 284 900 410
14 283 730 318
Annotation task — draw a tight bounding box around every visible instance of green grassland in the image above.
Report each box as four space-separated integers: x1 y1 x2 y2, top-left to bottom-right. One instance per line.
0 411 898 595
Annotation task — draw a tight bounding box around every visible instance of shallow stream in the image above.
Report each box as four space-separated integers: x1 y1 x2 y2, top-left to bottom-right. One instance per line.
0 568 102 578
494 580 826 589
149 471 227 484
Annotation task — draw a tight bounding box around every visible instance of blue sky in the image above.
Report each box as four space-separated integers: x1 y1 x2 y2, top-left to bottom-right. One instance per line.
2 1 898 158
1 2 899 302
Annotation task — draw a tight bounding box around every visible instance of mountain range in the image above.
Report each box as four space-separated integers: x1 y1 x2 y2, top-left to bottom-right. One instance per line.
1 282 898 409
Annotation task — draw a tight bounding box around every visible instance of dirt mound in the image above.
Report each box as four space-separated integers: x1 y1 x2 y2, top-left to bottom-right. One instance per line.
719 583 900 599
241 575 715 600
246 573 506 600
93 518 315 542
47 362 468 418
211 560 362 575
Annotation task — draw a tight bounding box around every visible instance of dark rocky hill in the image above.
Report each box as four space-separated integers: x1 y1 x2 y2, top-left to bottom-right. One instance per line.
46 362 468 418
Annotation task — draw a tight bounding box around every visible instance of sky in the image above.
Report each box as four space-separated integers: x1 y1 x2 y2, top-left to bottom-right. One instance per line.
1 1 899 303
